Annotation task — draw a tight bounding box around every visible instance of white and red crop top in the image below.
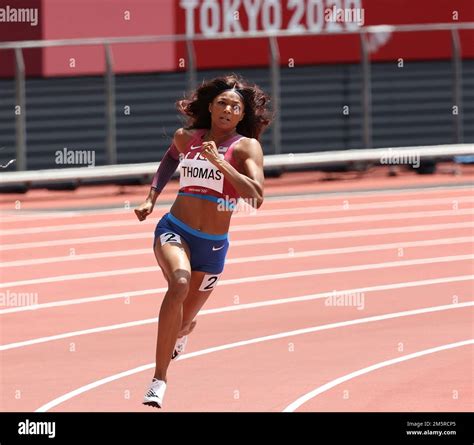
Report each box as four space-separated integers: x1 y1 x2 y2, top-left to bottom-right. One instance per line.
178 128 244 203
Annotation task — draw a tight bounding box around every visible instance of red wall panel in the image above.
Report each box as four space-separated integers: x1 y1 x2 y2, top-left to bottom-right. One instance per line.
0 0 42 76
0 0 472 77
176 0 474 69
41 0 176 76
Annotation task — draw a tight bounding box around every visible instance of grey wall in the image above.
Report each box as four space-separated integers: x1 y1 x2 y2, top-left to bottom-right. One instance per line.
0 60 472 171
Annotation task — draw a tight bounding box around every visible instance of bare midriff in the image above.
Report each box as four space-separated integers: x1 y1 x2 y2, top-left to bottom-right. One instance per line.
170 194 233 235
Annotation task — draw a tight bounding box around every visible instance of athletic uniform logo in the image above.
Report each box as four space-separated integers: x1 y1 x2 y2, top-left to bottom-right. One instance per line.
212 245 225 251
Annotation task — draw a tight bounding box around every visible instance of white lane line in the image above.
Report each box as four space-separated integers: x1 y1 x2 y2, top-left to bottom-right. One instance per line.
283 339 474 412
1 232 148 251
1 248 473 290
2 270 470 316
0 287 159 315
2 186 472 222
2 208 473 236
263 185 473 201
1 255 473 310
0 317 157 351
1 275 472 351
34 302 474 412
229 209 474 232
0 207 130 222
2 234 472 268
2 196 472 225
1 215 157 234
2 221 472 252
235 196 474 218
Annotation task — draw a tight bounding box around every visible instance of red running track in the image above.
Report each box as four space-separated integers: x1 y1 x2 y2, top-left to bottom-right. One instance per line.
0 168 473 412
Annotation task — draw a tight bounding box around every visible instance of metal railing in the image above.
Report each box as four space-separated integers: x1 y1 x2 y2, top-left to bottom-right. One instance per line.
0 22 473 173
1 144 472 187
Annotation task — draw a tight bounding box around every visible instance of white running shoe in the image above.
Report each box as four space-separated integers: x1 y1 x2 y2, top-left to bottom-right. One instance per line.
171 335 188 360
143 378 167 408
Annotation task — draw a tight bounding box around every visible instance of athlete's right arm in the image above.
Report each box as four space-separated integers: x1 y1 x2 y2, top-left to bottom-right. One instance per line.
134 128 191 221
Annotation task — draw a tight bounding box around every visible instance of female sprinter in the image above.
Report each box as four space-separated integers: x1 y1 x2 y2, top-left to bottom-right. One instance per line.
134 74 271 408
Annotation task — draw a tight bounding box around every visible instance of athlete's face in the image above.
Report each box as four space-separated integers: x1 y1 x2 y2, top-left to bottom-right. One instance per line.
208 91 245 130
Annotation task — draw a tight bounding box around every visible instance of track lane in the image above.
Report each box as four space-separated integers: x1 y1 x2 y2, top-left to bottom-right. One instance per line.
1 181 473 412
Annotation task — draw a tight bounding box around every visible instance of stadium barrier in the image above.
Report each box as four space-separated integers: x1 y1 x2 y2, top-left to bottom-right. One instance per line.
1 143 472 188
0 22 473 171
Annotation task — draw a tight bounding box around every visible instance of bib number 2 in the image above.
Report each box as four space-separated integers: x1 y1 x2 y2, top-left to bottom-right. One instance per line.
199 274 221 292
160 232 182 246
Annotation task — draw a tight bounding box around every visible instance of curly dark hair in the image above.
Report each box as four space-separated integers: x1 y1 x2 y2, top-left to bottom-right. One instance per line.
176 73 272 141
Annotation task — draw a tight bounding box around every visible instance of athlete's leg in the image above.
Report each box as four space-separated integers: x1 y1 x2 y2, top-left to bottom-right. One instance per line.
153 236 191 383
177 270 220 337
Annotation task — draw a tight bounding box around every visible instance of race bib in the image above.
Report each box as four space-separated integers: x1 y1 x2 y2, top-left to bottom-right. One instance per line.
179 155 224 194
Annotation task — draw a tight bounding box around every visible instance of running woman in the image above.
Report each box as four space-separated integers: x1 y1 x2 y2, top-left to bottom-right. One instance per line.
134 74 271 408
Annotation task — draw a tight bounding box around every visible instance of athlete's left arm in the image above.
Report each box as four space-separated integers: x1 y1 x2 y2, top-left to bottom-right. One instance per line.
202 138 264 209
